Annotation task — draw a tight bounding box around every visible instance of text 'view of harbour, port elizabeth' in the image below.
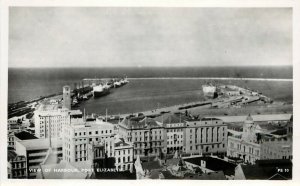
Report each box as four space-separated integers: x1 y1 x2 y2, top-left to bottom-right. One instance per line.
6 7 293 180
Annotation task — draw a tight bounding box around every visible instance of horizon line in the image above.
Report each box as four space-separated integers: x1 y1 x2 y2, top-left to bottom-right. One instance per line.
8 65 293 69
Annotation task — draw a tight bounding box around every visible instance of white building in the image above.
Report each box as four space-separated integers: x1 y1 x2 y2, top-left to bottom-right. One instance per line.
34 107 82 139
114 138 134 172
227 115 261 164
153 113 187 154
183 118 227 155
227 114 293 164
15 138 62 178
63 119 116 163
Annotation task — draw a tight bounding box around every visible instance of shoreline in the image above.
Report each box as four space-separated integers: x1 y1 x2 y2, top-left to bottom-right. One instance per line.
128 77 293 82
8 77 293 104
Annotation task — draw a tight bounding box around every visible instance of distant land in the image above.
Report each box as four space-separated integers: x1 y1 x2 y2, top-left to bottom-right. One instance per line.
8 66 293 79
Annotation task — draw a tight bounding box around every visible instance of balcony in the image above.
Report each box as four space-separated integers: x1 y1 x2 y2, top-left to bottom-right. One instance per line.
28 158 44 163
28 152 48 157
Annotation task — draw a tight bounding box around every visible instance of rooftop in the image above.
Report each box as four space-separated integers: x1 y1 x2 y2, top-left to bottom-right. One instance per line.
184 156 237 176
183 171 226 180
240 159 292 180
15 131 38 140
17 138 62 150
153 113 190 124
121 117 162 129
114 138 132 148
72 119 114 129
142 160 163 171
215 114 292 123
7 150 18 161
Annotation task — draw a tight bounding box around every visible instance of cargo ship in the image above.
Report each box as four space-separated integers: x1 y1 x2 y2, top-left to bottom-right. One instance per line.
202 84 217 99
93 84 110 98
113 77 129 88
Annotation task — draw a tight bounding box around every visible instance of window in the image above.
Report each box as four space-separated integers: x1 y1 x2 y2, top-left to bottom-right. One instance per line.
96 131 98 134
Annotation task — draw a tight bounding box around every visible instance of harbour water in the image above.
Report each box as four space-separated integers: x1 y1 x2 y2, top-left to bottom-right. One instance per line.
8 67 293 115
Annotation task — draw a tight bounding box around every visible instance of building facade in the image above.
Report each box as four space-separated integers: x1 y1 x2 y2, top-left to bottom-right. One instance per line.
154 114 186 154
15 138 62 178
227 115 262 164
227 114 293 164
183 118 227 155
114 139 134 172
34 108 82 139
8 155 27 179
119 117 165 157
63 119 116 163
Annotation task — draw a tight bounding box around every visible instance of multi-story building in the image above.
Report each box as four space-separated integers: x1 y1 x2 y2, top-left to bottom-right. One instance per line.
154 113 187 154
34 85 83 139
114 138 134 172
183 118 227 155
260 115 293 160
227 114 293 164
260 138 292 160
15 138 62 178
8 132 15 149
34 106 82 139
8 131 38 150
8 155 27 179
227 114 263 164
119 117 165 157
63 119 116 163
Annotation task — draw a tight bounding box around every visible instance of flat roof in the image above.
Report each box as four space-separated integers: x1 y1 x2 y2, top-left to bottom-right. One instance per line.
18 138 62 150
72 120 114 129
15 131 38 140
214 114 292 123
184 156 236 176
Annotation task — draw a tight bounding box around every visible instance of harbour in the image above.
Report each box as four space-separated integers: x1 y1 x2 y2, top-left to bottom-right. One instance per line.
8 76 293 122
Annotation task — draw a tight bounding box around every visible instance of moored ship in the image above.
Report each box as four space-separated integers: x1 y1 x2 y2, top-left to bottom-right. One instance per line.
93 84 110 98
113 77 129 88
202 84 217 98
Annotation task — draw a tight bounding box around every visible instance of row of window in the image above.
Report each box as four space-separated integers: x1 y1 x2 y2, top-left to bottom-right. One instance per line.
189 143 225 151
75 130 112 136
116 149 132 156
116 156 131 163
167 140 182 145
116 164 131 171
167 129 183 132
134 142 161 148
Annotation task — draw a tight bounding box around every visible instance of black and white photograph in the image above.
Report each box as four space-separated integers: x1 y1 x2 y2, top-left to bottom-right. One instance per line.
1 1 297 182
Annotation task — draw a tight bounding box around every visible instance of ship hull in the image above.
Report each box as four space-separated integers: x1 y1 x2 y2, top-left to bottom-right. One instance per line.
203 92 218 99
93 89 110 98
202 85 217 99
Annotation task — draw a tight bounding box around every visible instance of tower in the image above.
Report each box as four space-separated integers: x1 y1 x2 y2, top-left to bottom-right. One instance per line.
242 114 257 143
63 85 71 110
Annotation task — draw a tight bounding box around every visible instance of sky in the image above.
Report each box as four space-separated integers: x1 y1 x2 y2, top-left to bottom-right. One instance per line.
9 7 292 68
